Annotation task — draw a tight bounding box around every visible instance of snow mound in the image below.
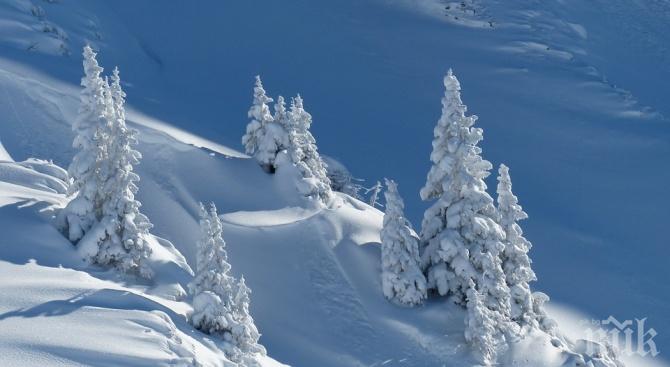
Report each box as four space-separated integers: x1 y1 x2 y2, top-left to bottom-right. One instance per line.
221 207 319 227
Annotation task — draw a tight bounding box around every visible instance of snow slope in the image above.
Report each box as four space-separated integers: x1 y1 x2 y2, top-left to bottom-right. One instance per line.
0 0 668 366
0 123 627 367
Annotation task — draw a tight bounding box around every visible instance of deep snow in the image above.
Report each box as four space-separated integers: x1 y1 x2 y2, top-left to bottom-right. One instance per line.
0 0 668 366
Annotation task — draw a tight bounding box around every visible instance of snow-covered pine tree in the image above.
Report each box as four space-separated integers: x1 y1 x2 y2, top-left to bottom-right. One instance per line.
496 164 536 328
258 94 290 172
242 76 273 157
531 291 557 335
230 276 266 357
380 178 427 306
286 95 332 202
464 280 503 365
94 67 153 278
189 203 236 336
189 203 265 362
419 69 510 316
59 47 153 278
58 45 107 242
272 95 291 142
242 76 288 173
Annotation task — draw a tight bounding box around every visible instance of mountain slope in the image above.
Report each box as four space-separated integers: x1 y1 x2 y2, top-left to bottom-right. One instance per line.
0 0 668 366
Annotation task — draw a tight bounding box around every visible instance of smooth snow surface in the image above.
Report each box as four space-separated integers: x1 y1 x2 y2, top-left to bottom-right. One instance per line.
0 0 668 366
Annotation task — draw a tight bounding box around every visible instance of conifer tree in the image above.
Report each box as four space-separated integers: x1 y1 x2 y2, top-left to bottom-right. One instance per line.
380 179 427 306
273 95 289 130
189 203 265 362
230 276 266 357
419 70 510 318
465 280 503 365
59 45 107 242
285 95 332 202
95 67 153 278
189 203 236 336
242 76 287 172
496 164 536 328
531 291 557 335
60 47 153 277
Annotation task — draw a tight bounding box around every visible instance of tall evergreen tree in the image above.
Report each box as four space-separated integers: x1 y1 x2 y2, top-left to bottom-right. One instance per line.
94 67 153 278
59 45 107 242
286 95 332 202
380 179 427 306
419 69 509 315
496 164 536 328
59 47 152 277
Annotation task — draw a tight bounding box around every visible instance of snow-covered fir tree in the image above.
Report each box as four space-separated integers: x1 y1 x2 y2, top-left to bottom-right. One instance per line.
380 178 427 306
531 291 557 335
496 164 536 329
464 280 504 365
58 45 107 242
94 67 153 278
272 95 290 133
231 276 266 358
419 69 509 318
242 76 287 173
59 47 152 277
285 95 332 202
189 203 236 335
189 203 265 362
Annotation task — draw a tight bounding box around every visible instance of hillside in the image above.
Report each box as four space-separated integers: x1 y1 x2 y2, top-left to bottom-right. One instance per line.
0 0 668 366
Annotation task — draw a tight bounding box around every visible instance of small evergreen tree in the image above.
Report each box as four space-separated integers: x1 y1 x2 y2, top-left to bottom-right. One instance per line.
465 280 503 365
242 76 287 173
419 69 510 317
531 291 557 335
189 203 265 362
59 45 107 242
189 203 236 336
285 95 332 202
230 276 266 357
380 179 427 306
496 164 536 328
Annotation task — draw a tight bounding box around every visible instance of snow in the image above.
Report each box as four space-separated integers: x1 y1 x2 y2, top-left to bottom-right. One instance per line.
0 141 12 161
221 207 319 228
0 0 668 366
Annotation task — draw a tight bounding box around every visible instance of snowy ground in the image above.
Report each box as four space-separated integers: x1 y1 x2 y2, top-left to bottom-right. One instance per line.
0 0 668 366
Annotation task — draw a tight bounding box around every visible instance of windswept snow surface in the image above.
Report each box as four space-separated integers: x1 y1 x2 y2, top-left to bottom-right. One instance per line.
0 0 668 366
